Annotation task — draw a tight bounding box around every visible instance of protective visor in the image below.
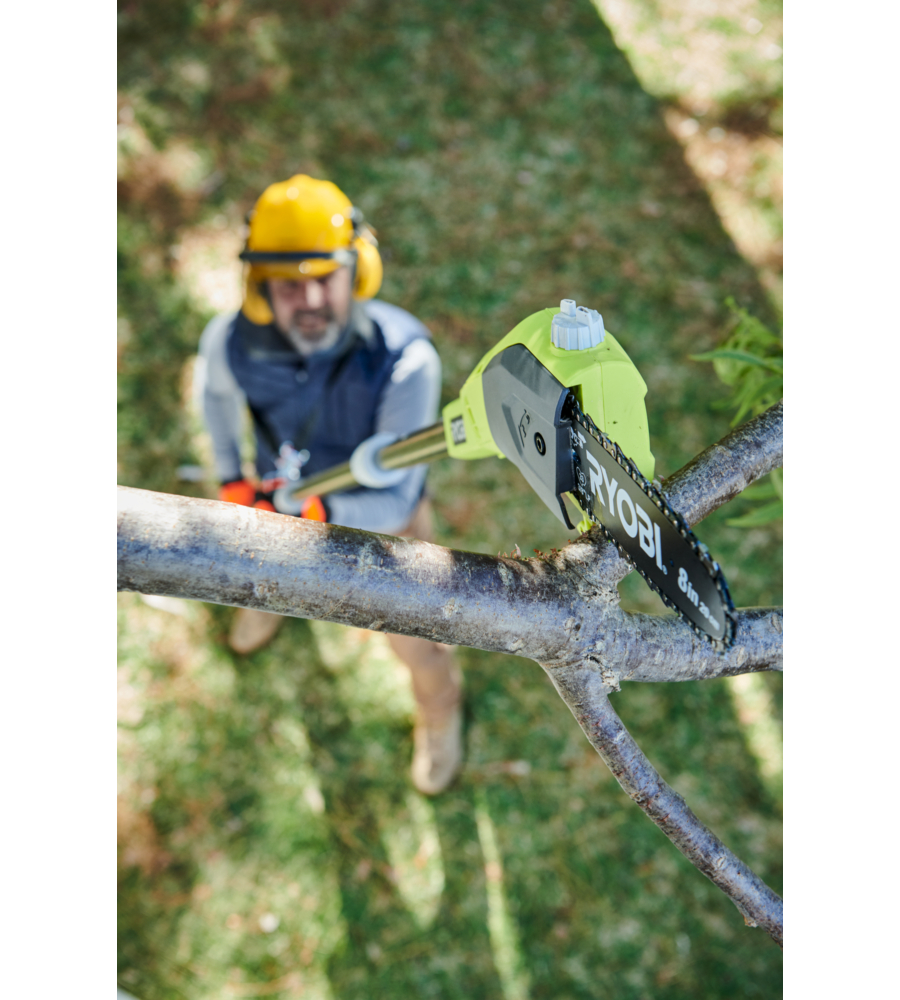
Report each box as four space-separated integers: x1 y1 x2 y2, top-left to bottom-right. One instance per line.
239 247 357 280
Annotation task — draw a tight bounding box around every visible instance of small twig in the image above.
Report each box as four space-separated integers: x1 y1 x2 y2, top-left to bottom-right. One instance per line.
664 400 784 526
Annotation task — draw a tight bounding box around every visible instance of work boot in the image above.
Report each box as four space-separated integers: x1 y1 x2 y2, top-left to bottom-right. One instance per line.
229 608 284 654
411 703 463 795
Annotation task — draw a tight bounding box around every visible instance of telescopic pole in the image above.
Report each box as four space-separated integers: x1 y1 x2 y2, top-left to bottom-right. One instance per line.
282 421 448 502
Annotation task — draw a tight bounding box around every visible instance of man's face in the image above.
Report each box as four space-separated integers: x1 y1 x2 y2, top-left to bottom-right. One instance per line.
268 267 353 354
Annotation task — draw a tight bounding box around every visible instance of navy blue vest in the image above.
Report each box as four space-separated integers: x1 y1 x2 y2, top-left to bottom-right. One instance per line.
225 302 430 478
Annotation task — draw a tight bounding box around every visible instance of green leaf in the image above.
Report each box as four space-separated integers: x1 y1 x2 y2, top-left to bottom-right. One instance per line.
690 349 782 373
725 500 783 527
770 467 783 500
729 373 783 425
692 300 782 432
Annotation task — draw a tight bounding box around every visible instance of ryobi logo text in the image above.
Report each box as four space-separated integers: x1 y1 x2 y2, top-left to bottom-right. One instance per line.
578 435 666 575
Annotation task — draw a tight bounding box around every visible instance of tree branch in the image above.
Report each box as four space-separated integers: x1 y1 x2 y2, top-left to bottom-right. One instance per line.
117 487 781 676
118 486 592 660
584 606 783 687
665 400 784 526
540 659 783 947
117 394 784 948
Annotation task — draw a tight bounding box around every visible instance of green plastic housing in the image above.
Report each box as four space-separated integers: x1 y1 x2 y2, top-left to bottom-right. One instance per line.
442 307 655 481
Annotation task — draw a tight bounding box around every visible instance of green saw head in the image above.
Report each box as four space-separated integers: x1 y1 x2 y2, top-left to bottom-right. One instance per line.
442 300 655 526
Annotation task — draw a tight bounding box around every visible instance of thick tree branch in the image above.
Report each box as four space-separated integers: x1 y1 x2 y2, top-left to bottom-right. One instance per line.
541 659 783 947
118 400 784 949
118 486 593 660
117 487 782 676
117 405 784 946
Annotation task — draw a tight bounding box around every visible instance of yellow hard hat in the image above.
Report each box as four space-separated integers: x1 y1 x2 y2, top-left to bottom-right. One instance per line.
239 174 383 325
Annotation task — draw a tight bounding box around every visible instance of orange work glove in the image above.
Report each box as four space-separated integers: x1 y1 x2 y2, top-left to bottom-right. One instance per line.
219 479 256 506
253 498 276 511
300 496 328 522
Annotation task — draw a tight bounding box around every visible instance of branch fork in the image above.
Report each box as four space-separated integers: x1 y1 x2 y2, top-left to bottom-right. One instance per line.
118 402 784 946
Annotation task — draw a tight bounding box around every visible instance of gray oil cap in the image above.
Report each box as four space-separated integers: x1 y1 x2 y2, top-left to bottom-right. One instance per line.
550 298 605 350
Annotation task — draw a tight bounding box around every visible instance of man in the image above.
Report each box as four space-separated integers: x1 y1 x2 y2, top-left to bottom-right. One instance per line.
194 174 462 795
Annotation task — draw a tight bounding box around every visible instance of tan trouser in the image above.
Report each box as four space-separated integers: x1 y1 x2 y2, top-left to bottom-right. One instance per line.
386 499 462 724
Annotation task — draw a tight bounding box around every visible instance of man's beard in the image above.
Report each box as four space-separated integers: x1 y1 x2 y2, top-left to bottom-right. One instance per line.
283 307 344 356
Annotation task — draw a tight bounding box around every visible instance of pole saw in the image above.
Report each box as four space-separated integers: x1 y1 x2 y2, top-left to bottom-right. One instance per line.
271 299 735 651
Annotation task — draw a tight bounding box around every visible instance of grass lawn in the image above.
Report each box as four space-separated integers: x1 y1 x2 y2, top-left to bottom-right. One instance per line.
118 1 782 996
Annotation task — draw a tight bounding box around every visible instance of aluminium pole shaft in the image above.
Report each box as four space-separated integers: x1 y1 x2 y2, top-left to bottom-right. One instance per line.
286 421 448 501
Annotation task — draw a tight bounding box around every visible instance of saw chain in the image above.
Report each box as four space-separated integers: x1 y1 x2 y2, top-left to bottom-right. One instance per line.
442 304 737 653
565 394 735 652
283 300 737 652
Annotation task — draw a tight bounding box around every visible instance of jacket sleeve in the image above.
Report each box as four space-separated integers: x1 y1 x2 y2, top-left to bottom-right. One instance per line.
325 337 442 535
194 314 246 483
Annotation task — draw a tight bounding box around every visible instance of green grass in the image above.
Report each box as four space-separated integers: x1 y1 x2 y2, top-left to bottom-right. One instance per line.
118 1 782 996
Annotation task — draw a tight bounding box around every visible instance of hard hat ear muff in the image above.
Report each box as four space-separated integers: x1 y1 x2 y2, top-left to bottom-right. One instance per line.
238 182 383 319
241 266 275 325
352 233 382 300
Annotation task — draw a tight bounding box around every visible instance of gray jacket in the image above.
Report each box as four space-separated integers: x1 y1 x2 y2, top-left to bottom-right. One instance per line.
194 300 442 534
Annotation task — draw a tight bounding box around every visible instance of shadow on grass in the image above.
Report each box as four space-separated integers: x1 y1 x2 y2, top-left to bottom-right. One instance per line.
119 592 781 1000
